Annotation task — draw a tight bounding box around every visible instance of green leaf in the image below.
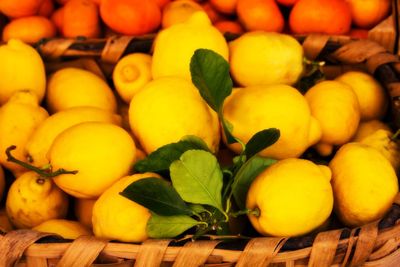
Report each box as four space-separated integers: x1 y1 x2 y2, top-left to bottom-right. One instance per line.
134 135 210 173
222 118 237 145
170 150 224 212
189 204 209 215
120 178 193 216
232 156 277 209
147 213 201 239
244 128 280 159
190 49 233 113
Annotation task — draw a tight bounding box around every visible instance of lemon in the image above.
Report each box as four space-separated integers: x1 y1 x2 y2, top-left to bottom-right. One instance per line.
113 53 153 104
0 90 48 176
330 143 398 227
223 85 321 159
162 0 204 28
247 158 333 237
152 11 229 80
359 129 400 170
6 171 69 229
74 198 96 229
33 219 91 239
49 122 136 199
0 39 46 105
352 120 391 142
26 106 121 168
229 31 304 87
305 81 360 156
92 172 160 242
336 71 388 121
129 77 220 154
46 68 117 113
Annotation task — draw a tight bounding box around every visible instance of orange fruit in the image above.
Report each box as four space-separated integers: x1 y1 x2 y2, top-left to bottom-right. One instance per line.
237 0 284 32
201 2 227 23
214 20 244 34
161 0 204 28
2 16 56 43
0 0 43 18
210 0 238 15
346 0 391 29
289 0 352 35
51 7 64 33
62 0 101 38
154 0 171 9
100 0 161 35
37 0 54 17
276 0 299 6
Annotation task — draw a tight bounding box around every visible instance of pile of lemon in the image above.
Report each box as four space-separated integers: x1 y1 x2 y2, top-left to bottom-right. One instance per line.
0 11 398 241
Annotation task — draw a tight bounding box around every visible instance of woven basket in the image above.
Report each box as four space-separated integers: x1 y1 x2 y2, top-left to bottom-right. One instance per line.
0 34 399 267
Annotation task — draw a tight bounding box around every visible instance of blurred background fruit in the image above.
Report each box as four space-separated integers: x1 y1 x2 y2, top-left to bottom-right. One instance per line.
100 0 161 35
161 0 203 28
2 16 56 43
346 0 391 29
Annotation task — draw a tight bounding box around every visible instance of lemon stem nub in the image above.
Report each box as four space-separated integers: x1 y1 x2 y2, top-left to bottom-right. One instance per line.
6 145 78 177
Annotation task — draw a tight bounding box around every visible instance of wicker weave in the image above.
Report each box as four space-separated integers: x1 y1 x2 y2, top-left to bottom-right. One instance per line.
1 34 400 266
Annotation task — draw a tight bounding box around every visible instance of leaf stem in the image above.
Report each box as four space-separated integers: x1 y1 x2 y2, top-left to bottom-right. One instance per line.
229 208 259 218
391 129 400 141
6 145 78 177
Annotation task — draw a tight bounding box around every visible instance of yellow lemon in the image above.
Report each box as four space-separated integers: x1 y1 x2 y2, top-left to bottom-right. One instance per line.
0 39 46 105
49 122 136 199
336 71 388 121
33 219 91 239
305 80 360 156
113 53 153 104
247 158 333 237
152 11 229 80
352 120 391 142
46 68 117 113
330 142 398 227
359 129 400 171
161 0 204 28
129 77 220 154
229 31 304 87
0 90 48 176
92 172 160 242
223 85 321 159
6 171 69 229
26 106 121 168
74 198 96 229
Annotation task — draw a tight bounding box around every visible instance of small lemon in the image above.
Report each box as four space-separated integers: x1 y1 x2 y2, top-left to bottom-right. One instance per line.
74 198 96 229
6 171 69 229
352 120 391 142
336 71 388 121
0 39 46 105
223 85 321 159
152 11 229 80
305 80 360 156
247 158 333 237
330 142 398 227
129 77 220 154
33 219 91 239
92 173 160 242
229 31 304 87
46 68 117 113
49 122 136 199
26 106 121 168
0 90 49 176
113 53 153 104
